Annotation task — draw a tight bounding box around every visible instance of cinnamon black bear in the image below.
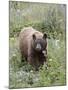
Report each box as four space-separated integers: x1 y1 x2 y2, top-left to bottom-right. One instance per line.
19 27 47 70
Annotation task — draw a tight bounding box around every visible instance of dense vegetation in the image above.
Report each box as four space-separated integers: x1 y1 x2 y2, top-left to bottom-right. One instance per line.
9 1 66 88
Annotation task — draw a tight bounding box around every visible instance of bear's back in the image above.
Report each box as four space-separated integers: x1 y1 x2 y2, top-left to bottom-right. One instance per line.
20 27 43 39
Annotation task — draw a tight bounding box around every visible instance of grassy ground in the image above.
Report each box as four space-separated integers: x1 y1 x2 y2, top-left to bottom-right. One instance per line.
9 37 66 88
9 2 66 88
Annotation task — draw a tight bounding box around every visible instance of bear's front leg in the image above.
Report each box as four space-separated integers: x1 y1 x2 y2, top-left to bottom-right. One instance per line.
27 56 39 71
27 55 33 65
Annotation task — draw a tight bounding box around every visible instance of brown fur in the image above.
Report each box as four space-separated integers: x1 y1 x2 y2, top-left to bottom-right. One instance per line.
19 27 47 70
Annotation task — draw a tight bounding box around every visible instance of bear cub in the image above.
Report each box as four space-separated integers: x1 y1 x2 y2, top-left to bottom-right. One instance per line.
19 27 47 70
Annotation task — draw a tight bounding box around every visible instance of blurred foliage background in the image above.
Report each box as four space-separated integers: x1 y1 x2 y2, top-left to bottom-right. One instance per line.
9 1 66 88
9 1 66 39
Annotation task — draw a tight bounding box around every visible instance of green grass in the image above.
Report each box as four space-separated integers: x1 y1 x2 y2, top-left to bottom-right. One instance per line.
9 37 66 88
9 2 66 88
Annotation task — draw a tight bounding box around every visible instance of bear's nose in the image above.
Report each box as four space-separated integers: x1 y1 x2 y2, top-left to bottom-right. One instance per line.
36 44 41 51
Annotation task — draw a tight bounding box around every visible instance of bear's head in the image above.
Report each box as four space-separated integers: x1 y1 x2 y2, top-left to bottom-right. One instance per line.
32 33 47 54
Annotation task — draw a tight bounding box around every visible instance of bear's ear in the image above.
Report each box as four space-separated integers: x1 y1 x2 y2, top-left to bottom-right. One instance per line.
32 34 36 40
43 33 47 39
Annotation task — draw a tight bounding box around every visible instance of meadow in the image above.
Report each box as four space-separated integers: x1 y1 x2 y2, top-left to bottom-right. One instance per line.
9 1 66 88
